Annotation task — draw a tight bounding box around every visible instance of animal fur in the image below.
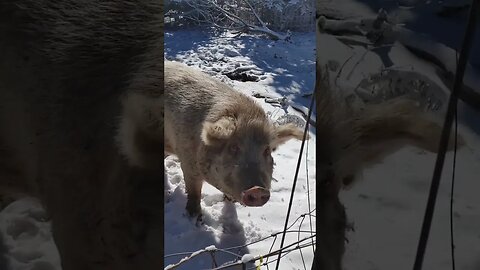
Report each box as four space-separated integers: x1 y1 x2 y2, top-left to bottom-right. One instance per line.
0 1 164 269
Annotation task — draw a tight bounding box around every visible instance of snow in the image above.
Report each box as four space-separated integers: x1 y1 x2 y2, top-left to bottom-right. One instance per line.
204 245 217 252
164 28 317 270
0 198 60 270
241 253 255 263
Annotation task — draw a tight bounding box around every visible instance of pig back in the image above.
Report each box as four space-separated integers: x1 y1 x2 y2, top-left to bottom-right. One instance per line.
164 61 243 152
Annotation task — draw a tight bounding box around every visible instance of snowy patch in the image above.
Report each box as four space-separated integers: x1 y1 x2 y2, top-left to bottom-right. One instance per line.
0 198 60 270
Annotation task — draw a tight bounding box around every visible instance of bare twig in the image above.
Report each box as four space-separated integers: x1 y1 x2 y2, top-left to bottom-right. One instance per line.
165 246 217 270
210 251 218 268
164 212 317 269
209 235 316 270
243 0 266 28
184 0 289 40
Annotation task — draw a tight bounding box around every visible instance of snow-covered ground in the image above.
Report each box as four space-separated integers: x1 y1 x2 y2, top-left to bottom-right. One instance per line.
0 198 60 270
317 1 480 270
164 29 317 270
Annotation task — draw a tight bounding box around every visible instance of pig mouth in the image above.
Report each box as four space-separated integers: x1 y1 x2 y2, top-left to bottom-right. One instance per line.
222 192 251 207
223 193 239 203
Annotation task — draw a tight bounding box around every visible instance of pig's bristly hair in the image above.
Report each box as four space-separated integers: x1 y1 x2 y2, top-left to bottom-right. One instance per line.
200 88 306 148
271 123 306 148
201 95 270 145
202 112 305 148
201 116 237 145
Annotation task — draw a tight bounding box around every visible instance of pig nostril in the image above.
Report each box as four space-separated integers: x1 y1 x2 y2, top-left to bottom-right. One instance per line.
242 187 271 206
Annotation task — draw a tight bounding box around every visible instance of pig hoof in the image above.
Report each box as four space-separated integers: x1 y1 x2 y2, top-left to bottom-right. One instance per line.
182 211 203 226
185 203 201 218
195 215 204 226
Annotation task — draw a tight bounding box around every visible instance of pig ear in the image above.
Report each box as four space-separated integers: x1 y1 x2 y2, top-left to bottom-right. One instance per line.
271 123 307 149
201 116 236 145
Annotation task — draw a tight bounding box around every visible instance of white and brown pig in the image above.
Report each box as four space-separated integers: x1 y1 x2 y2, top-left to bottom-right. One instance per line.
163 61 306 216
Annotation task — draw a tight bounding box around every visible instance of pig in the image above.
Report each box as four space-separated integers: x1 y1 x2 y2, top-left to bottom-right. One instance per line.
313 62 465 270
0 1 164 269
164 60 306 217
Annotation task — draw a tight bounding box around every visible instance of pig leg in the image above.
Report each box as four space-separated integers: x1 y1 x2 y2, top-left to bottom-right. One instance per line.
184 176 202 217
180 162 203 217
315 175 346 270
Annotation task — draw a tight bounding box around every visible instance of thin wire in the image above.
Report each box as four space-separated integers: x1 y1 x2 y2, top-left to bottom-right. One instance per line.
164 229 318 259
449 49 460 270
297 214 308 270
305 126 315 255
450 101 458 270
209 236 316 270
173 232 316 270
265 234 277 270
286 209 316 232
412 1 478 269
247 241 317 270
223 229 316 251
275 91 316 270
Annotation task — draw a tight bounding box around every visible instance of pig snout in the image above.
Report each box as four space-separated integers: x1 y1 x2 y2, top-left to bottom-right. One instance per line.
241 186 270 207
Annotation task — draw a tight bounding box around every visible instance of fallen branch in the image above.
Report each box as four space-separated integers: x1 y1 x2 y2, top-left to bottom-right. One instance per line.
222 65 264 82
318 14 480 111
164 245 219 270
252 93 317 126
386 27 480 111
185 0 290 40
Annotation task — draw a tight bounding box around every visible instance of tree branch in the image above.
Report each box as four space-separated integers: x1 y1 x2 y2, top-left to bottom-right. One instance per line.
243 0 266 28
184 0 289 40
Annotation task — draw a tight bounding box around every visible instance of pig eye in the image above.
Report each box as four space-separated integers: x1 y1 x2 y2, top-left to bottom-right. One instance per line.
229 144 239 154
263 147 271 156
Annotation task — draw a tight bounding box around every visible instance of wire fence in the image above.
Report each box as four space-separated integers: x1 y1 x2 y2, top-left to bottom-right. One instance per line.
164 210 316 270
